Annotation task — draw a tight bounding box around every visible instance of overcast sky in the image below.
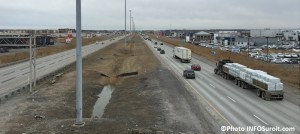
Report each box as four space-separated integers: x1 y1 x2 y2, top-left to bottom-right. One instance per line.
0 0 299 30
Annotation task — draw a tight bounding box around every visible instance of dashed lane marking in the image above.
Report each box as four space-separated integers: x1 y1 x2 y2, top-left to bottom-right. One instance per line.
227 96 236 102
254 115 269 125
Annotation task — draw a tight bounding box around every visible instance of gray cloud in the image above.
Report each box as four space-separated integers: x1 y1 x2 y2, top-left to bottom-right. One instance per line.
0 0 299 30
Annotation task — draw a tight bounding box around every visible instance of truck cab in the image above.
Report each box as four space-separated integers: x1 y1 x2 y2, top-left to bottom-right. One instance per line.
214 59 233 75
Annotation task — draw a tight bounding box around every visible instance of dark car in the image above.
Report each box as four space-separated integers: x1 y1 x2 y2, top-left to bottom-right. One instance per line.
183 69 195 79
160 42 163 45
157 47 161 51
155 42 158 45
191 64 201 71
160 50 165 54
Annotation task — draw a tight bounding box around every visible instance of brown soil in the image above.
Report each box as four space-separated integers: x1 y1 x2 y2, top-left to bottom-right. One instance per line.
148 34 300 89
0 34 220 133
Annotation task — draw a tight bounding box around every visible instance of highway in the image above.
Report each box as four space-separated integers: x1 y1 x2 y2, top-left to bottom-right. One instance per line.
144 39 300 134
0 36 124 98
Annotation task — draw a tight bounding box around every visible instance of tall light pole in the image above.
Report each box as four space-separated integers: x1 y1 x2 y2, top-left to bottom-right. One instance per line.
132 17 134 32
124 0 127 49
75 0 84 126
129 10 132 35
247 36 250 57
170 24 171 37
266 37 269 62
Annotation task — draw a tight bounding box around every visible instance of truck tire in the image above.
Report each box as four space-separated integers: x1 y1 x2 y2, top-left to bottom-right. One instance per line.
235 79 238 85
241 82 245 89
226 74 229 79
238 81 241 87
256 89 261 97
262 92 266 100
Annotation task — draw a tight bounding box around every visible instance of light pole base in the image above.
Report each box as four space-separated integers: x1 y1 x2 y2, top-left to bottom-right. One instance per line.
73 122 85 127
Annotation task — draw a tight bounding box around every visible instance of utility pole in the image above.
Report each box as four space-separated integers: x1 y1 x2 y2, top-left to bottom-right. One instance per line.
266 37 269 62
29 37 32 92
124 0 127 49
132 17 135 33
170 24 171 37
29 32 36 92
74 0 84 126
33 32 36 90
247 36 250 57
129 10 131 35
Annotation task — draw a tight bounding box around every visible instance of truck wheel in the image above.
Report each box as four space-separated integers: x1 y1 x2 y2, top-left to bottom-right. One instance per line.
262 92 266 100
256 90 261 97
241 82 246 89
214 69 217 74
235 79 238 85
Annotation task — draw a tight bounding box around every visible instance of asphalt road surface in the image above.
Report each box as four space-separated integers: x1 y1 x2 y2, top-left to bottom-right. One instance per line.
144 38 300 134
0 36 124 98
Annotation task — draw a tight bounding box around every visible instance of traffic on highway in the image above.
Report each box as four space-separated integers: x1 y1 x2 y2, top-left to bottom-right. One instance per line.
0 36 124 99
144 37 299 134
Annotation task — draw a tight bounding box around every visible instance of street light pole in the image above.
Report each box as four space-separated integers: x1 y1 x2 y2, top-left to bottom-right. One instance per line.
125 0 127 49
75 0 84 126
266 37 269 62
248 36 250 57
129 10 131 35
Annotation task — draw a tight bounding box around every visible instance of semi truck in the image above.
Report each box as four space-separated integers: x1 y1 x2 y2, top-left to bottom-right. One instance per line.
214 59 284 100
173 47 192 63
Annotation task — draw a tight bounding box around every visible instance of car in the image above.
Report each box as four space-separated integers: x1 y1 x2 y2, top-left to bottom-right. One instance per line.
282 58 292 64
183 69 195 79
291 53 298 58
160 42 163 45
284 53 291 58
160 50 165 54
277 53 284 58
154 46 157 48
154 42 157 45
157 47 161 51
191 64 201 71
271 58 283 64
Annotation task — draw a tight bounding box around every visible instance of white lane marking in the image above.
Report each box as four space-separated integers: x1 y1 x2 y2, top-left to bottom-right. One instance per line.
254 115 269 125
209 83 215 88
227 96 236 102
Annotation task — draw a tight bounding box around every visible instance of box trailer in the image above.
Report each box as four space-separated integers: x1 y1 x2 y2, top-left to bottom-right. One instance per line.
173 47 192 63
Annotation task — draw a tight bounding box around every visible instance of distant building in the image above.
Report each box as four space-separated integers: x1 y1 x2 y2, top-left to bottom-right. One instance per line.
193 31 211 42
250 29 281 37
235 37 278 46
216 31 238 45
283 30 300 41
